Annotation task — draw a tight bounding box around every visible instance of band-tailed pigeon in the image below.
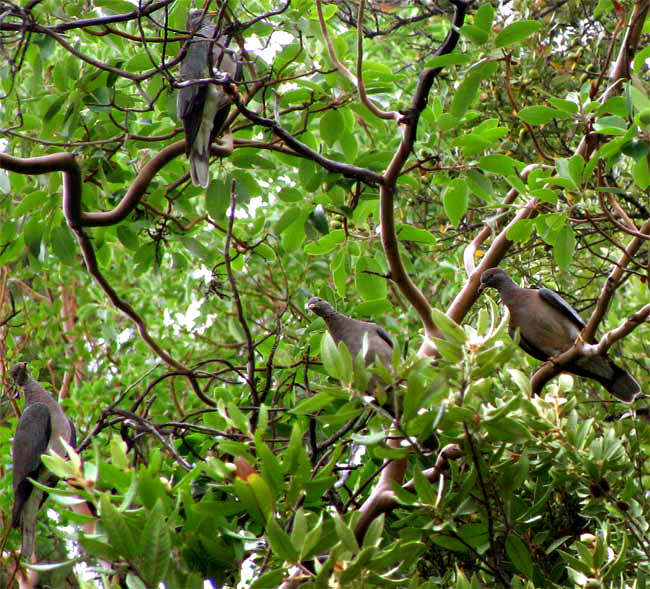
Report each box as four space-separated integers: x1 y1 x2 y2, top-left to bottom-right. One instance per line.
479 268 639 402
307 297 394 391
177 9 241 188
11 362 76 559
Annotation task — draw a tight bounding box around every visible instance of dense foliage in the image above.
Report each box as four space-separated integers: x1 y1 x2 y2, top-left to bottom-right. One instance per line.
0 0 649 587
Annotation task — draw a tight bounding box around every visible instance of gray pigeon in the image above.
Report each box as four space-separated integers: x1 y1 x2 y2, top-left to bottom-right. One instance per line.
177 10 241 188
11 362 76 559
307 297 394 392
479 268 639 402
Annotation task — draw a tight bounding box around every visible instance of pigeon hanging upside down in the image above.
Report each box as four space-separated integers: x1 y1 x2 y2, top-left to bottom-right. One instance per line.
177 10 242 188
478 268 640 402
11 362 76 559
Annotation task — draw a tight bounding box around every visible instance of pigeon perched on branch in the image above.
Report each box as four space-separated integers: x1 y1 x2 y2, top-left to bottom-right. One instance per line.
11 362 76 559
478 268 639 402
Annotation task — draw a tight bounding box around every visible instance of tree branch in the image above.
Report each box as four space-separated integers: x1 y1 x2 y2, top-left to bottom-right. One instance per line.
380 0 473 354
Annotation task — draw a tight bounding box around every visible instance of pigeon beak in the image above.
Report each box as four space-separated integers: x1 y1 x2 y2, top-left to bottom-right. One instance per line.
477 282 486 295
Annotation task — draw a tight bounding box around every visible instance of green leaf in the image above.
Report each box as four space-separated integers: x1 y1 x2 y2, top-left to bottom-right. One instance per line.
507 219 534 242
320 331 352 383
281 213 308 252
529 188 558 204
320 109 344 147
457 523 489 549
431 308 466 344
277 187 303 202
450 71 482 119
548 97 579 114
249 472 276 520
553 224 575 270
621 140 650 160
331 253 347 296
460 24 489 45
518 105 570 124
506 534 533 579
443 178 469 226
396 225 436 244
413 467 437 504
425 53 471 68
568 154 585 187
0 235 24 265
14 191 45 216
479 154 523 177
333 513 359 553
292 390 346 415
291 508 308 550
253 243 276 262
483 416 531 442
428 336 463 362
181 236 214 265
495 20 543 48
99 495 141 559
50 225 77 266
431 533 469 552
140 501 171 587
632 154 650 189
116 225 139 250
266 516 300 563
474 3 495 31
465 169 494 200
355 256 387 301
593 115 628 135
205 178 230 219
305 229 346 255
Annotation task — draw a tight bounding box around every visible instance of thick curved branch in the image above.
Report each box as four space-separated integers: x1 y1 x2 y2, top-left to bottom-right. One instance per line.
0 141 234 229
315 0 357 86
315 0 400 120
381 0 473 352
354 443 463 543
71 227 215 406
0 151 215 406
356 0 400 121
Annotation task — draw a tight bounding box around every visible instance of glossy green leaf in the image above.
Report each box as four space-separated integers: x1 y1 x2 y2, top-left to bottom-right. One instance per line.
320 109 344 147
266 516 300 563
553 224 575 270
140 501 171 587
450 71 482 119
518 105 569 125
396 225 436 244
443 178 469 226
506 534 533 579
100 495 141 560
495 20 543 48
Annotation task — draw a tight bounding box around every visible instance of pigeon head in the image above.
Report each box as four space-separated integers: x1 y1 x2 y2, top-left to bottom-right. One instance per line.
307 297 336 319
478 268 512 294
10 362 29 387
186 9 215 31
